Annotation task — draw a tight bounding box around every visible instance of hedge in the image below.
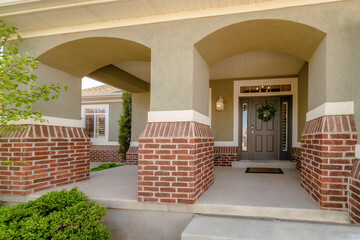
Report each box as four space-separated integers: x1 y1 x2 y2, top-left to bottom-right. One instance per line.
0 188 111 240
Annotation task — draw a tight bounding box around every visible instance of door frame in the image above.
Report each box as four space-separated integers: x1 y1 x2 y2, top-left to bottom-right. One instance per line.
238 96 292 160
233 78 299 150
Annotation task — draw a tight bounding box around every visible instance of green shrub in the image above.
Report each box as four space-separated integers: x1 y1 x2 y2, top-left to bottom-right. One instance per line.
0 188 111 240
90 162 124 172
118 91 132 160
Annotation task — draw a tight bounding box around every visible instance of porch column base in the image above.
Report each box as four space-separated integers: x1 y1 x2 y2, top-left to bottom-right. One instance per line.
301 115 357 211
0 125 90 196
138 122 214 204
349 160 360 224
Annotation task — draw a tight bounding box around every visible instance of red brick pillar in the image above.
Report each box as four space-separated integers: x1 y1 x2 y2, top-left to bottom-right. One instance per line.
138 122 214 204
301 115 357 210
0 125 90 195
349 159 360 224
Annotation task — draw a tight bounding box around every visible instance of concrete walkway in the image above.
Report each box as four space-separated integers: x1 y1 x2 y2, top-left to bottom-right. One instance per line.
182 215 360 240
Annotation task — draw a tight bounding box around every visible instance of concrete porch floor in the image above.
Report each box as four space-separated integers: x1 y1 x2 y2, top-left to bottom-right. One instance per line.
26 166 349 224
32 166 317 209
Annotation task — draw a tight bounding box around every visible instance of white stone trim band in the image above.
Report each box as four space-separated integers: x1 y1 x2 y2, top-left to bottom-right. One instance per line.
130 141 139 147
8 116 83 128
214 141 237 147
147 110 211 126
356 145 360 159
306 101 354 122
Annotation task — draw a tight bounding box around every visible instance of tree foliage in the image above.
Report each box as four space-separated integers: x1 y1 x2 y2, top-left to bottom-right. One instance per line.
118 91 132 160
0 188 111 239
0 21 67 133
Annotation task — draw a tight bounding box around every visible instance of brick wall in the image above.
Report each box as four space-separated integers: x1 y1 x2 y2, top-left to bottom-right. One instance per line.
138 122 214 204
349 159 360 224
301 115 357 211
126 146 138 165
90 145 122 162
292 147 302 171
214 146 238 166
0 125 90 196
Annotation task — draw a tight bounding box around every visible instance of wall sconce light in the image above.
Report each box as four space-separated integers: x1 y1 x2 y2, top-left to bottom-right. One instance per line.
216 96 224 111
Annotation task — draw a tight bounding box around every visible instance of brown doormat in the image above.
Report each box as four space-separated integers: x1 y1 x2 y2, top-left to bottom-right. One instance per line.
245 167 284 174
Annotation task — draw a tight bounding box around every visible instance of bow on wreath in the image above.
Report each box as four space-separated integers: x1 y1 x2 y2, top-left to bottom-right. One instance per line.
257 105 276 122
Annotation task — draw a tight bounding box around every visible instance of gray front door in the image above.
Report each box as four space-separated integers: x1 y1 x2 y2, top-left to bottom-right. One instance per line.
240 97 280 160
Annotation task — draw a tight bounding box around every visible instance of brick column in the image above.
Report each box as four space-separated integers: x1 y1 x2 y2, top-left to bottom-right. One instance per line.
301 115 357 210
292 147 302 171
138 122 214 204
126 146 138 165
0 125 90 195
349 159 360 224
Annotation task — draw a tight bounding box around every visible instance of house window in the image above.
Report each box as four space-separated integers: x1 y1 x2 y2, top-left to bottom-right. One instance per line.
82 105 108 139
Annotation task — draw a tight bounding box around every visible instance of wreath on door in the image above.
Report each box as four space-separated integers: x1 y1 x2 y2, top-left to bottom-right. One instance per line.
257 105 276 122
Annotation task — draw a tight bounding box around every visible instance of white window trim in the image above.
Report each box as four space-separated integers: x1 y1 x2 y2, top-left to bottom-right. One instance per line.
81 104 110 145
232 78 300 148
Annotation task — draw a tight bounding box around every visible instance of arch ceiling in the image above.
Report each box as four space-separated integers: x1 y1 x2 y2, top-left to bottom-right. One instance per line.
210 50 305 80
195 19 326 66
37 37 151 77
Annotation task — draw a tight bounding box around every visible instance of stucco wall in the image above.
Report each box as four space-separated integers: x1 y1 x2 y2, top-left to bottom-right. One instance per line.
131 92 150 142
308 38 327 111
298 63 309 141
32 64 81 120
351 21 360 141
109 102 123 142
193 47 210 116
210 79 234 141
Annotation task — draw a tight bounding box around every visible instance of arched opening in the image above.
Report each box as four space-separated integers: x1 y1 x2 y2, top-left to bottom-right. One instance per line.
191 19 327 208
35 36 151 164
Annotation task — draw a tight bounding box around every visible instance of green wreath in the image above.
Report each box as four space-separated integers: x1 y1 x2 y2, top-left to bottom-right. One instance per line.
257 105 276 122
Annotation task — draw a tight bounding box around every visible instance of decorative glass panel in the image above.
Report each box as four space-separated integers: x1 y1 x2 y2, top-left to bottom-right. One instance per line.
242 103 248 151
96 115 106 138
281 102 288 151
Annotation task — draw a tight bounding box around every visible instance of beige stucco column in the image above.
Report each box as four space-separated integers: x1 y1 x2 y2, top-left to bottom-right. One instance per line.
150 45 209 116
301 29 359 212
136 44 214 204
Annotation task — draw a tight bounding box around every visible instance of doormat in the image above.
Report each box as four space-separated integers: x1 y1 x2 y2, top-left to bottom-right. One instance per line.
245 167 284 174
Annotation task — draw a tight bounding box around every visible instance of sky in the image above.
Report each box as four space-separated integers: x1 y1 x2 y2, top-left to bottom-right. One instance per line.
82 77 104 89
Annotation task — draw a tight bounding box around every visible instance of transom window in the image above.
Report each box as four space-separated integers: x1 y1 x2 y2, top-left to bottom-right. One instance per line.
240 84 291 93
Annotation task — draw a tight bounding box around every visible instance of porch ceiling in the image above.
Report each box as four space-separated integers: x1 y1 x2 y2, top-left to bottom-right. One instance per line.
1 0 341 38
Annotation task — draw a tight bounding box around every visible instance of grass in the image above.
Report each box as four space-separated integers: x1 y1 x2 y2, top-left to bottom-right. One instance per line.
90 162 124 172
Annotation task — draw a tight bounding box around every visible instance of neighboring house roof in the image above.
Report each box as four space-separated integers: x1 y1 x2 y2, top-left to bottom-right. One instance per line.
82 85 122 104
82 85 122 96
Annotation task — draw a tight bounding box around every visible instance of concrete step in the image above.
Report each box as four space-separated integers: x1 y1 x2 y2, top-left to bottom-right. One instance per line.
232 160 296 169
182 215 360 240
